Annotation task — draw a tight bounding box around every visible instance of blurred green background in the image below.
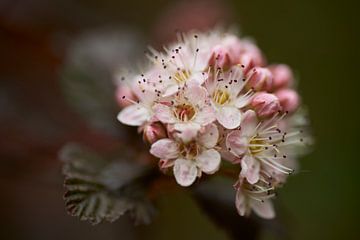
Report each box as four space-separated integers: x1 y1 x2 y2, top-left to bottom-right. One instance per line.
1 0 358 239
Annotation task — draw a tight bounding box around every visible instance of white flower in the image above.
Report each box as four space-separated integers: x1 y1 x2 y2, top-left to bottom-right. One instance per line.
235 176 276 219
117 69 166 126
206 65 253 129
226 110 303 184
149 123 220 186
146 31 223 97
153 85 215 141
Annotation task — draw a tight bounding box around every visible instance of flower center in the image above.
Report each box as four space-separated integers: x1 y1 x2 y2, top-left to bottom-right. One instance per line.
179 141 199 159
174 104 196 122
174 69 191 84
249 137 267 155
213 89 230 105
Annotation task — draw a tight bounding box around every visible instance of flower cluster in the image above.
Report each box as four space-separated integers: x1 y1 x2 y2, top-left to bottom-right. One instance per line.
116 30 309 219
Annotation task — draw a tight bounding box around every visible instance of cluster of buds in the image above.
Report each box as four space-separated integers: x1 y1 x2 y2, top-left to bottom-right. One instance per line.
116 30 309 219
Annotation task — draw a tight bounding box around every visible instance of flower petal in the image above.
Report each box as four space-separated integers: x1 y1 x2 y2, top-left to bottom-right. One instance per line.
235 189 248 216
198 123 219 148
234 94 252 109
196 149 221 174
174 122 201 143
226 130 248 157
117 104 150 126
153 103 176 124
240 155 260 184
216 106 241 129
194 105 216 126
163 84 179 97
241 110 258 137
188 72 207 86
173 159 198 187
250 199 275 219
150 139 179 159
185 85 207 106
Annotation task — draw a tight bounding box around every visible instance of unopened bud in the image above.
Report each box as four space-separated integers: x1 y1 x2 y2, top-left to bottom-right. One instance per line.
222 35 242 64
246 67 273 91
269 64 294 90
209 45 231 69
143 122 167 144
240 40 266 67
275 89 300 113
251 92 282 118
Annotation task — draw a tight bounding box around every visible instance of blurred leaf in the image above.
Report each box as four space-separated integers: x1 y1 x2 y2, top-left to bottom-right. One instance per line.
60 143 156 225
61 65 121 136
60 29 144 137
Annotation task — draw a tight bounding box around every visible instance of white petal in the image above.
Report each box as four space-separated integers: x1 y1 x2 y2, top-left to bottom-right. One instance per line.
185 85 207 106
163 84 179 97
235 189 248 216
216 106 242 129
188 72 207 86
250 199 275 219
117 104 150 126
240 155 260 184
174 122 201 143
173 159 198 187
196 149 221 174
240 110 258 137
153 103 176 124
234 95 251 109
194 105 216 126
198 123 219 148
226 130 248 157
150 139 179 159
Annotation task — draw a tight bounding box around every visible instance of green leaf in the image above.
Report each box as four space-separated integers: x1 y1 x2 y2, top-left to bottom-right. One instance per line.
60 143 156 225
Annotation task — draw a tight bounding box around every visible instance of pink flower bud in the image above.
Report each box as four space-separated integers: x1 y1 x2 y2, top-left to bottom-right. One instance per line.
238 53 253 74
246 67 273 91
209 45 231 69
269 64 294 90
251 92 282 118
240 40 266 68
143 122 167 144
222 35 242 63
115 84 136 108
275 89 300 113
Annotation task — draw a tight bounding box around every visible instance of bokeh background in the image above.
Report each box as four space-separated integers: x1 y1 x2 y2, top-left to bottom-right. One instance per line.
1 0 359 239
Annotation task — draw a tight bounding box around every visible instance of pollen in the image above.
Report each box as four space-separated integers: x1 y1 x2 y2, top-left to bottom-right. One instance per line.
174 69 191 84
249 138 267 155
213 89 230 105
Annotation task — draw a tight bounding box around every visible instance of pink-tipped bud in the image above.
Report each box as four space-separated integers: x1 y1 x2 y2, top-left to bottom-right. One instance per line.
275 89 300 113
143 122 167 144
209 45 231 69
238 53 253 74
222 35 242 63
269 64 294 90
240 40 266 67
116 84 136 108
251 92 282 118
246 67 273 91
